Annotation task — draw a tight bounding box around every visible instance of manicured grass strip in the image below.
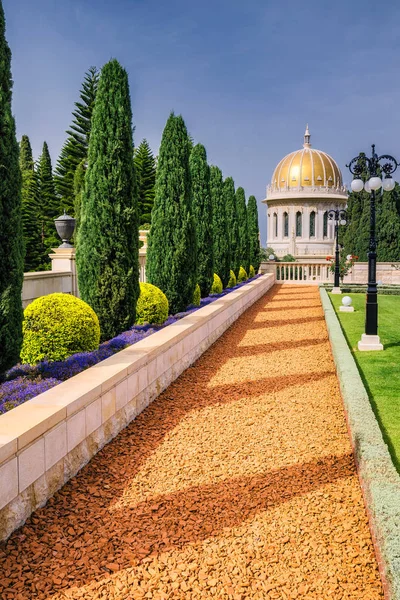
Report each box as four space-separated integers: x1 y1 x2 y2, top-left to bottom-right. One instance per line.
329 293 400 473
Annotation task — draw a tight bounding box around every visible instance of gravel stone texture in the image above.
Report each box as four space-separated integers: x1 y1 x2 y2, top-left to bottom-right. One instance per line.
0 285 383 599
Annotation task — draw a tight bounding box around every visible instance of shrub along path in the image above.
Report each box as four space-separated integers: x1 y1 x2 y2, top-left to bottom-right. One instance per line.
0 285 383 599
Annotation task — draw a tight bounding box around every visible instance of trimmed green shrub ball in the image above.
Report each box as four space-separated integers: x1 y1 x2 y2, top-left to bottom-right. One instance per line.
238 266 248 283
21 293 100 364
192 283 201 306
249 265 256 278
210 273 223 294
227 270 237 288
135 282 169 325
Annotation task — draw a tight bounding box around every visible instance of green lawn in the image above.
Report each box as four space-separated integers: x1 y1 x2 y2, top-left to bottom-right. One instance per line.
329 293 400 472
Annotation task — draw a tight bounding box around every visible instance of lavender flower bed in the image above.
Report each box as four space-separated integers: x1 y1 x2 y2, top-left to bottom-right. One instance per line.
0 276 260 414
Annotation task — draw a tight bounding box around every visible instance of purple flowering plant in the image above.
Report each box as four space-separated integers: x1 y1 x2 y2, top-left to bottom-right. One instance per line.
0 276 260 414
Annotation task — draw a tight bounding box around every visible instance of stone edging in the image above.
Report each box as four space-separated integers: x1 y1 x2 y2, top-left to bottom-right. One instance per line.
320 287 400 600
0 274 274 542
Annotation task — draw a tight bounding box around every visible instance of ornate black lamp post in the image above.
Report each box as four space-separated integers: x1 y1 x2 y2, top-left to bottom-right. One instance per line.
347 145 398 350
54 211 76 248
328 208 347 291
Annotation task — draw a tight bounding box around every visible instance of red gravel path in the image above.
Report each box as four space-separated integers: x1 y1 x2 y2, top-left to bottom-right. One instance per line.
0 285 383 599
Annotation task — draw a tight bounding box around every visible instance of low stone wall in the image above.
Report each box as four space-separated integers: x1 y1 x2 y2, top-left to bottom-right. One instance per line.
0 273 275 541
22 271 73 308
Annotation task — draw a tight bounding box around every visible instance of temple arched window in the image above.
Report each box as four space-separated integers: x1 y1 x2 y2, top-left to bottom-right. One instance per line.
273 213 278 237
283 212 289 237
310 211 316 237
296 211 302 237
323 211 328 237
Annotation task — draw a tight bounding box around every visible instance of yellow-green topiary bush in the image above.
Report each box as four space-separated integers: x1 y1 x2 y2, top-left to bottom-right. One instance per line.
227 269 237 288
210 273 223 294
237 266 248 282
192 283 201 306
21 293 100 364
135 282 169 325
249 265 255 278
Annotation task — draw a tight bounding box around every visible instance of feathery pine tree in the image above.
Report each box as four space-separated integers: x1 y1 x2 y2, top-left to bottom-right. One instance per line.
55 67 99 214
247 195 260 272
134 139 156 226
20 135 42 272
0 1 24 374
76 59 139 341
146 113 197 313
37 142 60 268
236 187 249 272
210 166 230 287
189 143 214 297
224 177 240 276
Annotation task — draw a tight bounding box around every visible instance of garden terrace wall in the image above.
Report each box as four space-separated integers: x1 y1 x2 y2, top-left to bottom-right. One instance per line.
0 273 275 541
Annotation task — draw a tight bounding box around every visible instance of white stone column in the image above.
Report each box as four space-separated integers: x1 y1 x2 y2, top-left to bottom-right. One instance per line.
49 247 79 297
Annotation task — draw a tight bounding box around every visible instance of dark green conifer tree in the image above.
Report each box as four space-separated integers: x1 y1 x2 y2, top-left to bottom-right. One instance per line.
73 158 86 234
224 177 240 276
134 139 156 226
55 67 99 214
210 166 230 287
20 135 42 272
343 153 369 258
376 184 400 261
247 195 260 272
76 59 139 341
146 113 197 313
236 186 249 272
37 142 60 268
189 144 214 297
0 1 24 374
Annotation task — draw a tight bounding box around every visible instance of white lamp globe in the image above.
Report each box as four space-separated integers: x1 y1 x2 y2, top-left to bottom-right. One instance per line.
364 180 371 193
342 296 352 307
346 254 352 261
340 219 346 226
383 177 395 192
369 176 382 190
351 178 364 193
268 254 275 261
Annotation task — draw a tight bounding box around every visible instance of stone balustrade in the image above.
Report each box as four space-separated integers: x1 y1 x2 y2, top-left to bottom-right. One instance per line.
0 273 275 541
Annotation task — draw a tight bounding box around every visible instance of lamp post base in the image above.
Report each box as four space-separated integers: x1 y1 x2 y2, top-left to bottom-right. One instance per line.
340 306 354 312
331 287 341 294
357 334 383 351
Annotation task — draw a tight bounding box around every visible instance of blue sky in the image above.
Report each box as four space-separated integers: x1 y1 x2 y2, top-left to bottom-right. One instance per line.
5 0 400 243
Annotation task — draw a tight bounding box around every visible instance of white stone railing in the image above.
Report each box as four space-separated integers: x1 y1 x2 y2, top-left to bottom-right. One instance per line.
261 261 334 284
0 273 275 541
260 261 400 285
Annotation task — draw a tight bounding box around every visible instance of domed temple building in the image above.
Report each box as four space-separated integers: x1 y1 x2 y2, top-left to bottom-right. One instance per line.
263 126 348 258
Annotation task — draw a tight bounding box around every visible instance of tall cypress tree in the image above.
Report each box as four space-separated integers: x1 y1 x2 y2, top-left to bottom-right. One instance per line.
236 186 249 272
0 0 24 374
134 139 156 226
20 135 41 272
247 195 260 272
146 113 197 313
73 158 86 234
189 143 214 297
343 153 369 258
224 177 240 276
55 67 99 215
210 166 230 287
76 59 139 341
37 142 60 268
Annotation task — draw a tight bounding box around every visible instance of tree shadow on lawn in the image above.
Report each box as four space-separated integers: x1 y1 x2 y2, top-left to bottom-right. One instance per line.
0 285 337 597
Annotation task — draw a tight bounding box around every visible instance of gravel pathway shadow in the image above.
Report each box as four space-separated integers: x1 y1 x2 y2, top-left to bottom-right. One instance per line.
0 285 384 599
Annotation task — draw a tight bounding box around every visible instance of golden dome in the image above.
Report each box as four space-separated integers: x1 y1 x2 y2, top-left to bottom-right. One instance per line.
271 125 343 190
